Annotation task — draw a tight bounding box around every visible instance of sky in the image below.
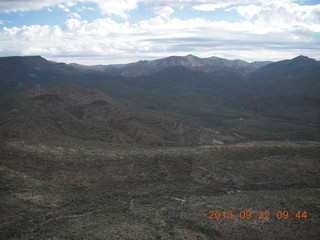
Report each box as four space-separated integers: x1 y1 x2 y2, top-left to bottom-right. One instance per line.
0 0 319 65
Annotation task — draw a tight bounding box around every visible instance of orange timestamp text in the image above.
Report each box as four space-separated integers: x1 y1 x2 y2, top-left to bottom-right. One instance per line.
208 210 307 220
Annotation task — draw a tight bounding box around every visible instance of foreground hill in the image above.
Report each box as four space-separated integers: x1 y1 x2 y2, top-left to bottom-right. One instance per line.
1 82 319 148
1 139 319 239
0 84 232 146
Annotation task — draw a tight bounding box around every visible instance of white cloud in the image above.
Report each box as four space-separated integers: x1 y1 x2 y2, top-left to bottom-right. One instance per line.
77 6 94 12
236 1 320 33
0 0 318 22
88 0 140 18
57 3 71 12
66 1 76 7
0 0 67 12
1 14 319 63
0 0 264 16
152 6 174 19
69 12 81 19
57 3 65 9
193 3 232 12
0 0 319 63
237 4 261 20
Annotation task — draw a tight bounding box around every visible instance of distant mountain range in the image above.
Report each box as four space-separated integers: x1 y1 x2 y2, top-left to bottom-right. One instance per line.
86 54 271 77
0 54 319 145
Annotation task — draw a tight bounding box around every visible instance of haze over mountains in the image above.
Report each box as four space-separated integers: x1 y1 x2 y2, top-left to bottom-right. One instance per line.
87 54 272 77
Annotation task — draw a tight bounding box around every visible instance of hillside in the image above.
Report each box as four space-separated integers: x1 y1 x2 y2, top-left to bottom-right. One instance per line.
240 56 320 123
248 56 320 83
0 56 88 96
0 83 234 146
1 138 319 239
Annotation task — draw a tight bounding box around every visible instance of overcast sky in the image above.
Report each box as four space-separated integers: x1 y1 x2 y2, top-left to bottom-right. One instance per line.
0 0 319 65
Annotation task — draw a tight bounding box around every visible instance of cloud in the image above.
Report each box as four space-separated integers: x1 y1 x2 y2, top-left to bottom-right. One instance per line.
0 0 272 16
69 12 81 19
1 0 318 22
1 14 319 64
0 0 138 18
236 4 261 20
152 6 174 19
236 1 320 33
0 0 67 12
0 0 319 63
193 3 232 12
57 3 71 12
77 6 94 12
88 0 140 18
66 1 76 7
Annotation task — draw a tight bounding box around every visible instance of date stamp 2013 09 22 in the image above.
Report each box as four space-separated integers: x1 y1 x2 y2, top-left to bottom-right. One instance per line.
208 210 308 220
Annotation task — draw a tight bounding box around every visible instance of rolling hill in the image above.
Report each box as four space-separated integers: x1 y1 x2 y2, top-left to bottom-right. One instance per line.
0 83 234 146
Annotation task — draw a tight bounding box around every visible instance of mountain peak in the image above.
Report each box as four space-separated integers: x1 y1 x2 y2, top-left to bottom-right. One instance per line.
0 55 42 59
292 55 315 62
184 54 198 58
0 55 47 62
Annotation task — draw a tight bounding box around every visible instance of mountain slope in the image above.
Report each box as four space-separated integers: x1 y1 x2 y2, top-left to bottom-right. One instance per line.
241 56 320 123
250 95 320 123
249 55 320 82
0 56 119 97
0 56 81 96
0 84 232 145
246 56 320 98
